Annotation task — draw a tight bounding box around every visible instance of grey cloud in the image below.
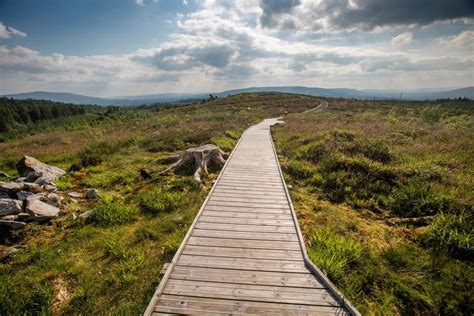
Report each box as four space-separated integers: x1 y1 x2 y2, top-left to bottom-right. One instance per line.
132 73 181 83
360 56 474 72
214 65 259 78
262 0 474 31
260 0 301 28
135 44 235 71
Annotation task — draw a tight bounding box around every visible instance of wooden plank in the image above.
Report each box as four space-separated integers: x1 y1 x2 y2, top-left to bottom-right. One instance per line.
182 245 303 261
155 295 348 315
205 205 290 214
211 190 286 197
198 216 294 226
201 210 292 220
187 237 301 251
163 279 339 306
209 196 288 203
178 255 307 273
195 222 296 233
192 229 299 241
170 266 325 288
206 201 290 209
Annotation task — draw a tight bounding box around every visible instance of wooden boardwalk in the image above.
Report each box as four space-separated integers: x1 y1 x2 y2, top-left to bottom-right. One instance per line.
145 118 359 315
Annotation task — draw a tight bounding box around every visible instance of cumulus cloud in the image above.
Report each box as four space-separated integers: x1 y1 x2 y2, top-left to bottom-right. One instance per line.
438 30 474 46
391 32 413 45
135 0 144 6
0 22 27 39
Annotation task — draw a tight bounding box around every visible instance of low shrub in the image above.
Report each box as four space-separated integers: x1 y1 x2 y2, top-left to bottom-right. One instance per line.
92 199 138 226
211 135 236 152
388 179 453 217
284 160 317 180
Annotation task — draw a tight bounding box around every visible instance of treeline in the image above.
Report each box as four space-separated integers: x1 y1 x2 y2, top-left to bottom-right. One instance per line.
0 98 101 132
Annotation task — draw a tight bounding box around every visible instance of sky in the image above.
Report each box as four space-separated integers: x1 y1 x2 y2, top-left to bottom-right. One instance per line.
0 0 473 97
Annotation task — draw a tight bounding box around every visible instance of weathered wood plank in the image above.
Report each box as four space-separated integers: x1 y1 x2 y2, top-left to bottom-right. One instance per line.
169 267 325 288
163 279 340 306
198 215 294 226
201 210 292 219
178 255 308 273
192 229 298 241
182 245 302 261
195 222 296 233
187 237 301 251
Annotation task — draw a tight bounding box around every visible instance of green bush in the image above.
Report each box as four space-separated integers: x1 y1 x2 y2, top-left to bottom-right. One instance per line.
388 179 452 217
92 199 138 226
140 188 181 214
425 212 473 259
285 160 317 180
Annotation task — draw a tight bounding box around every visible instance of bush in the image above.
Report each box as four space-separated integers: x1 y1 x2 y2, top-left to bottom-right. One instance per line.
425 212 473 259
285 160 317 180
92 199 138 226
139 188 181 214
388 179 452 217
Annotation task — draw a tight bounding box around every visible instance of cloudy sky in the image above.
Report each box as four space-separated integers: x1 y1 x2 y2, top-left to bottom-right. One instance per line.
0 0 473 97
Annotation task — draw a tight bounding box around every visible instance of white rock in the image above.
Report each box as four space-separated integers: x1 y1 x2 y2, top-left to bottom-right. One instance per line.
0 182 23 194
16 156 66 181
26 199 60 220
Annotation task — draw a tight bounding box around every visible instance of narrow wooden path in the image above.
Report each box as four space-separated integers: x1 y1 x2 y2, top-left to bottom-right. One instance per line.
145 117 359 315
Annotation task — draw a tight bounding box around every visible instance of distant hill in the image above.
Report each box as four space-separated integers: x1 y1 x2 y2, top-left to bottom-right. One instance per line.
3 86 473 106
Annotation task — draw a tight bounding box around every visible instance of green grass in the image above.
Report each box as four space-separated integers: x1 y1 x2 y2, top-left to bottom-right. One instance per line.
273 98 474 315
92 198 138 226
0 92 319 314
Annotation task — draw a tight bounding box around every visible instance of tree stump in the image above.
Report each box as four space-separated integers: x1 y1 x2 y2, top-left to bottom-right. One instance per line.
160 144 227 182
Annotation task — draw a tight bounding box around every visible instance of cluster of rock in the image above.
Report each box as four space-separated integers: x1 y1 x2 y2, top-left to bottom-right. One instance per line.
0 156 98 234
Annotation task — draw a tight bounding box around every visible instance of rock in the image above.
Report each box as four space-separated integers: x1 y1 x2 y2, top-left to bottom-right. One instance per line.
16 190 35 201
26 199 61 220
0 220 26 230
16 156 66 181
46 193 63 207
44 184 57 192
1 214 18 221
16 213 31 222
85 188 99 200
24 171 43 182
0 171 10 178
0 182 23 194
0 192 10 199
0 198 23 216
68 192 83 198
34 177 52 186
140 168 153 180
12 177 26 183
26 193 47 203
69 198 78 204
23 182 45 193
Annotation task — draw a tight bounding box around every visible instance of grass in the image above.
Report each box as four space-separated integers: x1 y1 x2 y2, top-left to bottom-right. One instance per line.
0 92 320 314
273 98 474 315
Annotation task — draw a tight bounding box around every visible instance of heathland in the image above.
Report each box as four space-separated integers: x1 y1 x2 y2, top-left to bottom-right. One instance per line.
0 94 472 315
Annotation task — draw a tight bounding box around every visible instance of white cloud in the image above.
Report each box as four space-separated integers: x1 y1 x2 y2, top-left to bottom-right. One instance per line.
391 32 413 45
0 22 27 39
135 0 144 6
438 30 474 46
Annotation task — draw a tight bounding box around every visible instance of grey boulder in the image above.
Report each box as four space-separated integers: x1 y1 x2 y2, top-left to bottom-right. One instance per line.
0 220 26 230
0 198 23 216
0 182 23 195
